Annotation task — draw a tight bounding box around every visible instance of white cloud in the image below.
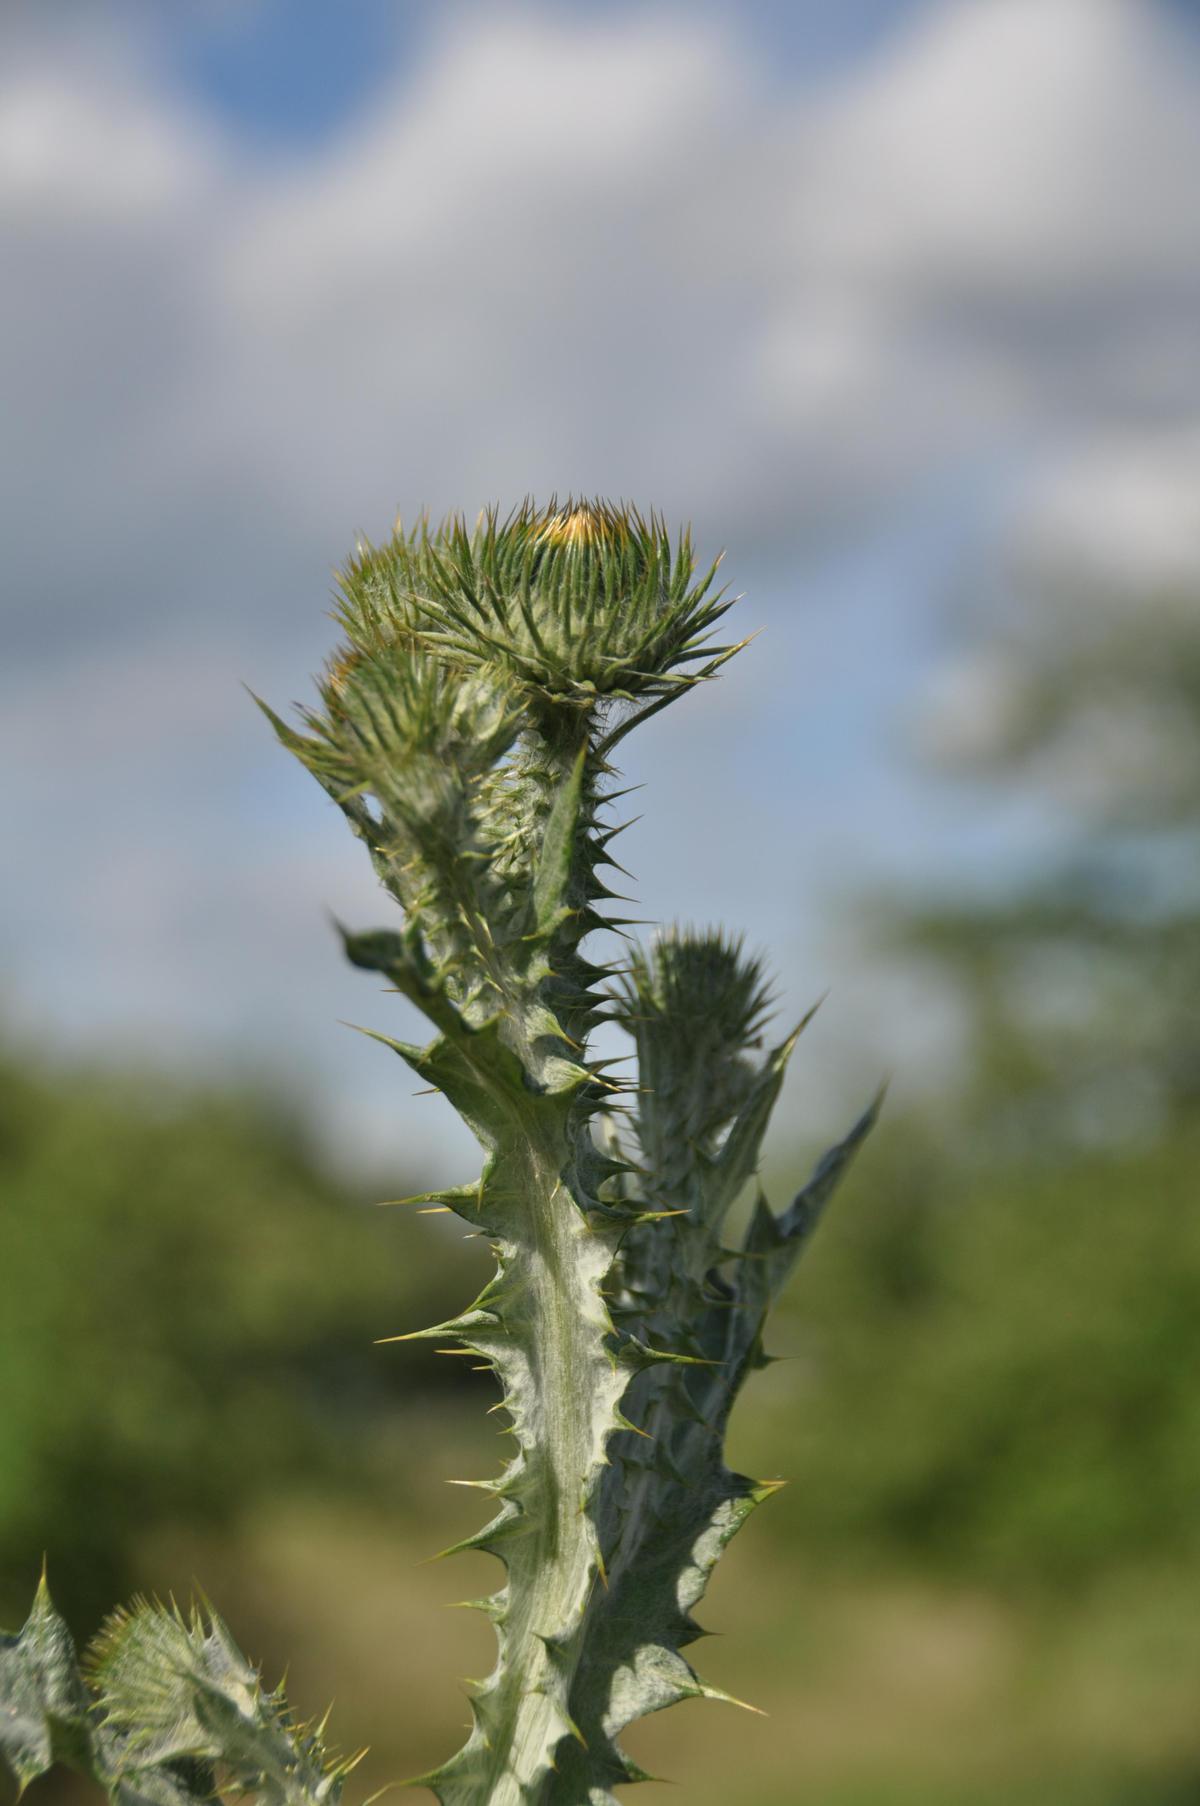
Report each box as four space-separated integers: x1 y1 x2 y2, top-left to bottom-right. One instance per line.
6 0 1199 630
203 7 767 536
791 0 1200 298
915 419 1200 822
0 63 215 220
1010 427 1200 603
3 0 1200 1153
754 0 1200 506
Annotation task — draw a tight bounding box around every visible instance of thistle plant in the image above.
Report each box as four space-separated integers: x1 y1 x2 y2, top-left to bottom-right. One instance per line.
1 501 876 1806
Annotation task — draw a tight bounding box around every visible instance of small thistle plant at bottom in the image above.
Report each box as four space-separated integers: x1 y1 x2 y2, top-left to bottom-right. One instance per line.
0 501 878 1806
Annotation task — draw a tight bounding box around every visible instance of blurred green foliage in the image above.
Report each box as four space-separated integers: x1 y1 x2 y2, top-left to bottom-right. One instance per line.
767 1114 1200 1588
2 1024 1195 1626
0 1045 479 1634
1 987 1196 1804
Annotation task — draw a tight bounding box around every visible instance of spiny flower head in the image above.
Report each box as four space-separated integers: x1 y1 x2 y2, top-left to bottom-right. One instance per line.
259 637 519 859
276 537 522 813
623 929 774 1046
617 929 776 1155
333 498 739 711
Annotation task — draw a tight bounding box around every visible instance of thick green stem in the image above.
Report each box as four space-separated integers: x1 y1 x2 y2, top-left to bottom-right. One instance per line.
465 1141 618 1804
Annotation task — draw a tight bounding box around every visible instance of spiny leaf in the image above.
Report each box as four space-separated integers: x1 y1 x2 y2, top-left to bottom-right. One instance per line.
0 1573 96 1796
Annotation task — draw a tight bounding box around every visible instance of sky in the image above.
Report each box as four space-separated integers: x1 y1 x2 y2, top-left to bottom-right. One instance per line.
3 0 1199 1173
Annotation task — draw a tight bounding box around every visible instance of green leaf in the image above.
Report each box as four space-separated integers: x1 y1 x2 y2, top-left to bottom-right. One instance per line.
0 1574 97 1796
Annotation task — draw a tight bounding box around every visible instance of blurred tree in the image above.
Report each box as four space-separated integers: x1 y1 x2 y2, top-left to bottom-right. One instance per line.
904 566 1200 1150
767 1114 1200 1587
0 1042 478 1633
760 557 1200 1589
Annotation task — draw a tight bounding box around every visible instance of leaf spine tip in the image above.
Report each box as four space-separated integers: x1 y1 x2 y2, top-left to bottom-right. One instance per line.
700 1682 769 1717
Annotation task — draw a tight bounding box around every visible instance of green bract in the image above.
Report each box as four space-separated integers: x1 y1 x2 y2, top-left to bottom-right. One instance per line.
0 1579 358 1806
2 500 876 1806
334 500 740 711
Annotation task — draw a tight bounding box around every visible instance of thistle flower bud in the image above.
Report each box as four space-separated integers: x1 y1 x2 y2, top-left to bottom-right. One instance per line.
333 499 738 712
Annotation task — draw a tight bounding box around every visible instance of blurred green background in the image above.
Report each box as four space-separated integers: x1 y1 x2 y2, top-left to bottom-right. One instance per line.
4 571 1197 1806
4 4 1199 1802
